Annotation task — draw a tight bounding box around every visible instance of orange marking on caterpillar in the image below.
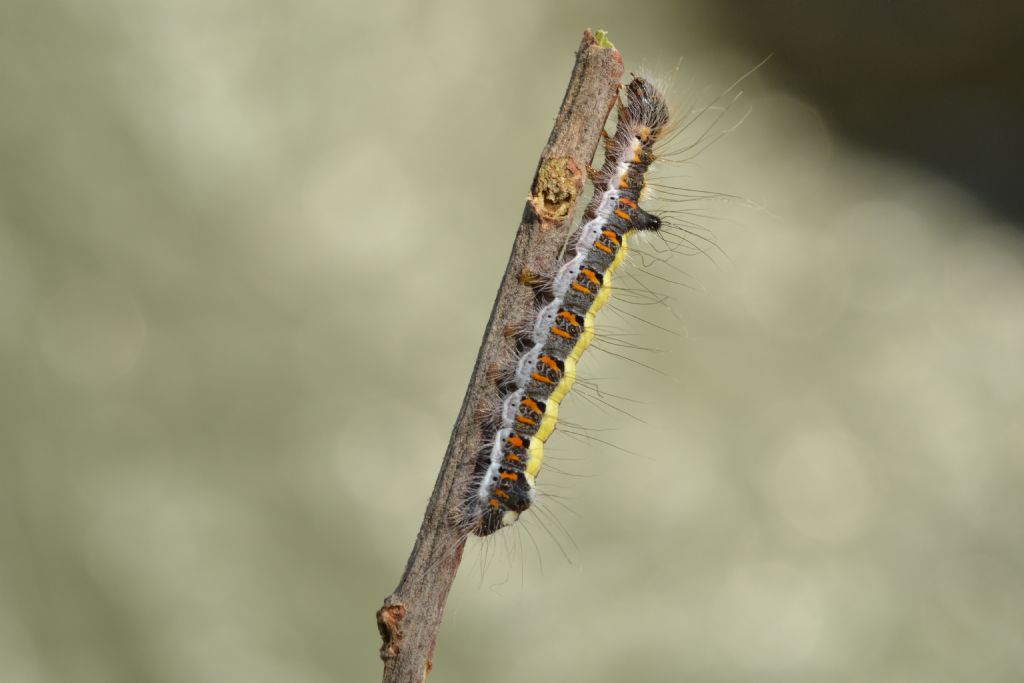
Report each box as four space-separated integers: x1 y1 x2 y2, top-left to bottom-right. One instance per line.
619 197 637 209
602 229 621 245
505 454 522 463
571 282 591 293
499 472 518 481
595 242 614 255
489 499 500 509
539 355 561 371
516 415 538 425
614 209 630 220
556 310 582 333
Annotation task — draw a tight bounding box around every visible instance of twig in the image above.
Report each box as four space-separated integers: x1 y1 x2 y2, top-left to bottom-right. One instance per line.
377 30 623 683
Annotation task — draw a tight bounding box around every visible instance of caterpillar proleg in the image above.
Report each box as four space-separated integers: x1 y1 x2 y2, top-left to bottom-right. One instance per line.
468 77 672 536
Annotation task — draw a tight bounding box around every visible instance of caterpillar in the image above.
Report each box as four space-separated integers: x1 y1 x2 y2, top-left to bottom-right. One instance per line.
468 76 672 537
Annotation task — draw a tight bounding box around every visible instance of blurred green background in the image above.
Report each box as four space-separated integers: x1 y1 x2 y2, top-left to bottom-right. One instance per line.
2 1 1023 681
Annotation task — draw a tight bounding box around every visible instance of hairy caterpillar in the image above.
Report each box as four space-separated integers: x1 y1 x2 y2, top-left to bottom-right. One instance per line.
467 77 673 536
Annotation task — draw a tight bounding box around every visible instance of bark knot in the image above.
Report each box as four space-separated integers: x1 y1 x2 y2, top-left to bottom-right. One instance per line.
376 601 407 660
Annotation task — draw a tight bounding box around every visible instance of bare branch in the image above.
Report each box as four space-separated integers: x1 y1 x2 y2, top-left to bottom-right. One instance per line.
377 30 623 683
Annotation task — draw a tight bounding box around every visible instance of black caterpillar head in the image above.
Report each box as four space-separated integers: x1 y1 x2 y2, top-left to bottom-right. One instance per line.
635 207 662 232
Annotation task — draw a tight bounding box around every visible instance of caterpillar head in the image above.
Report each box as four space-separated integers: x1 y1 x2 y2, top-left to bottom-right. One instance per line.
634 207 662 232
